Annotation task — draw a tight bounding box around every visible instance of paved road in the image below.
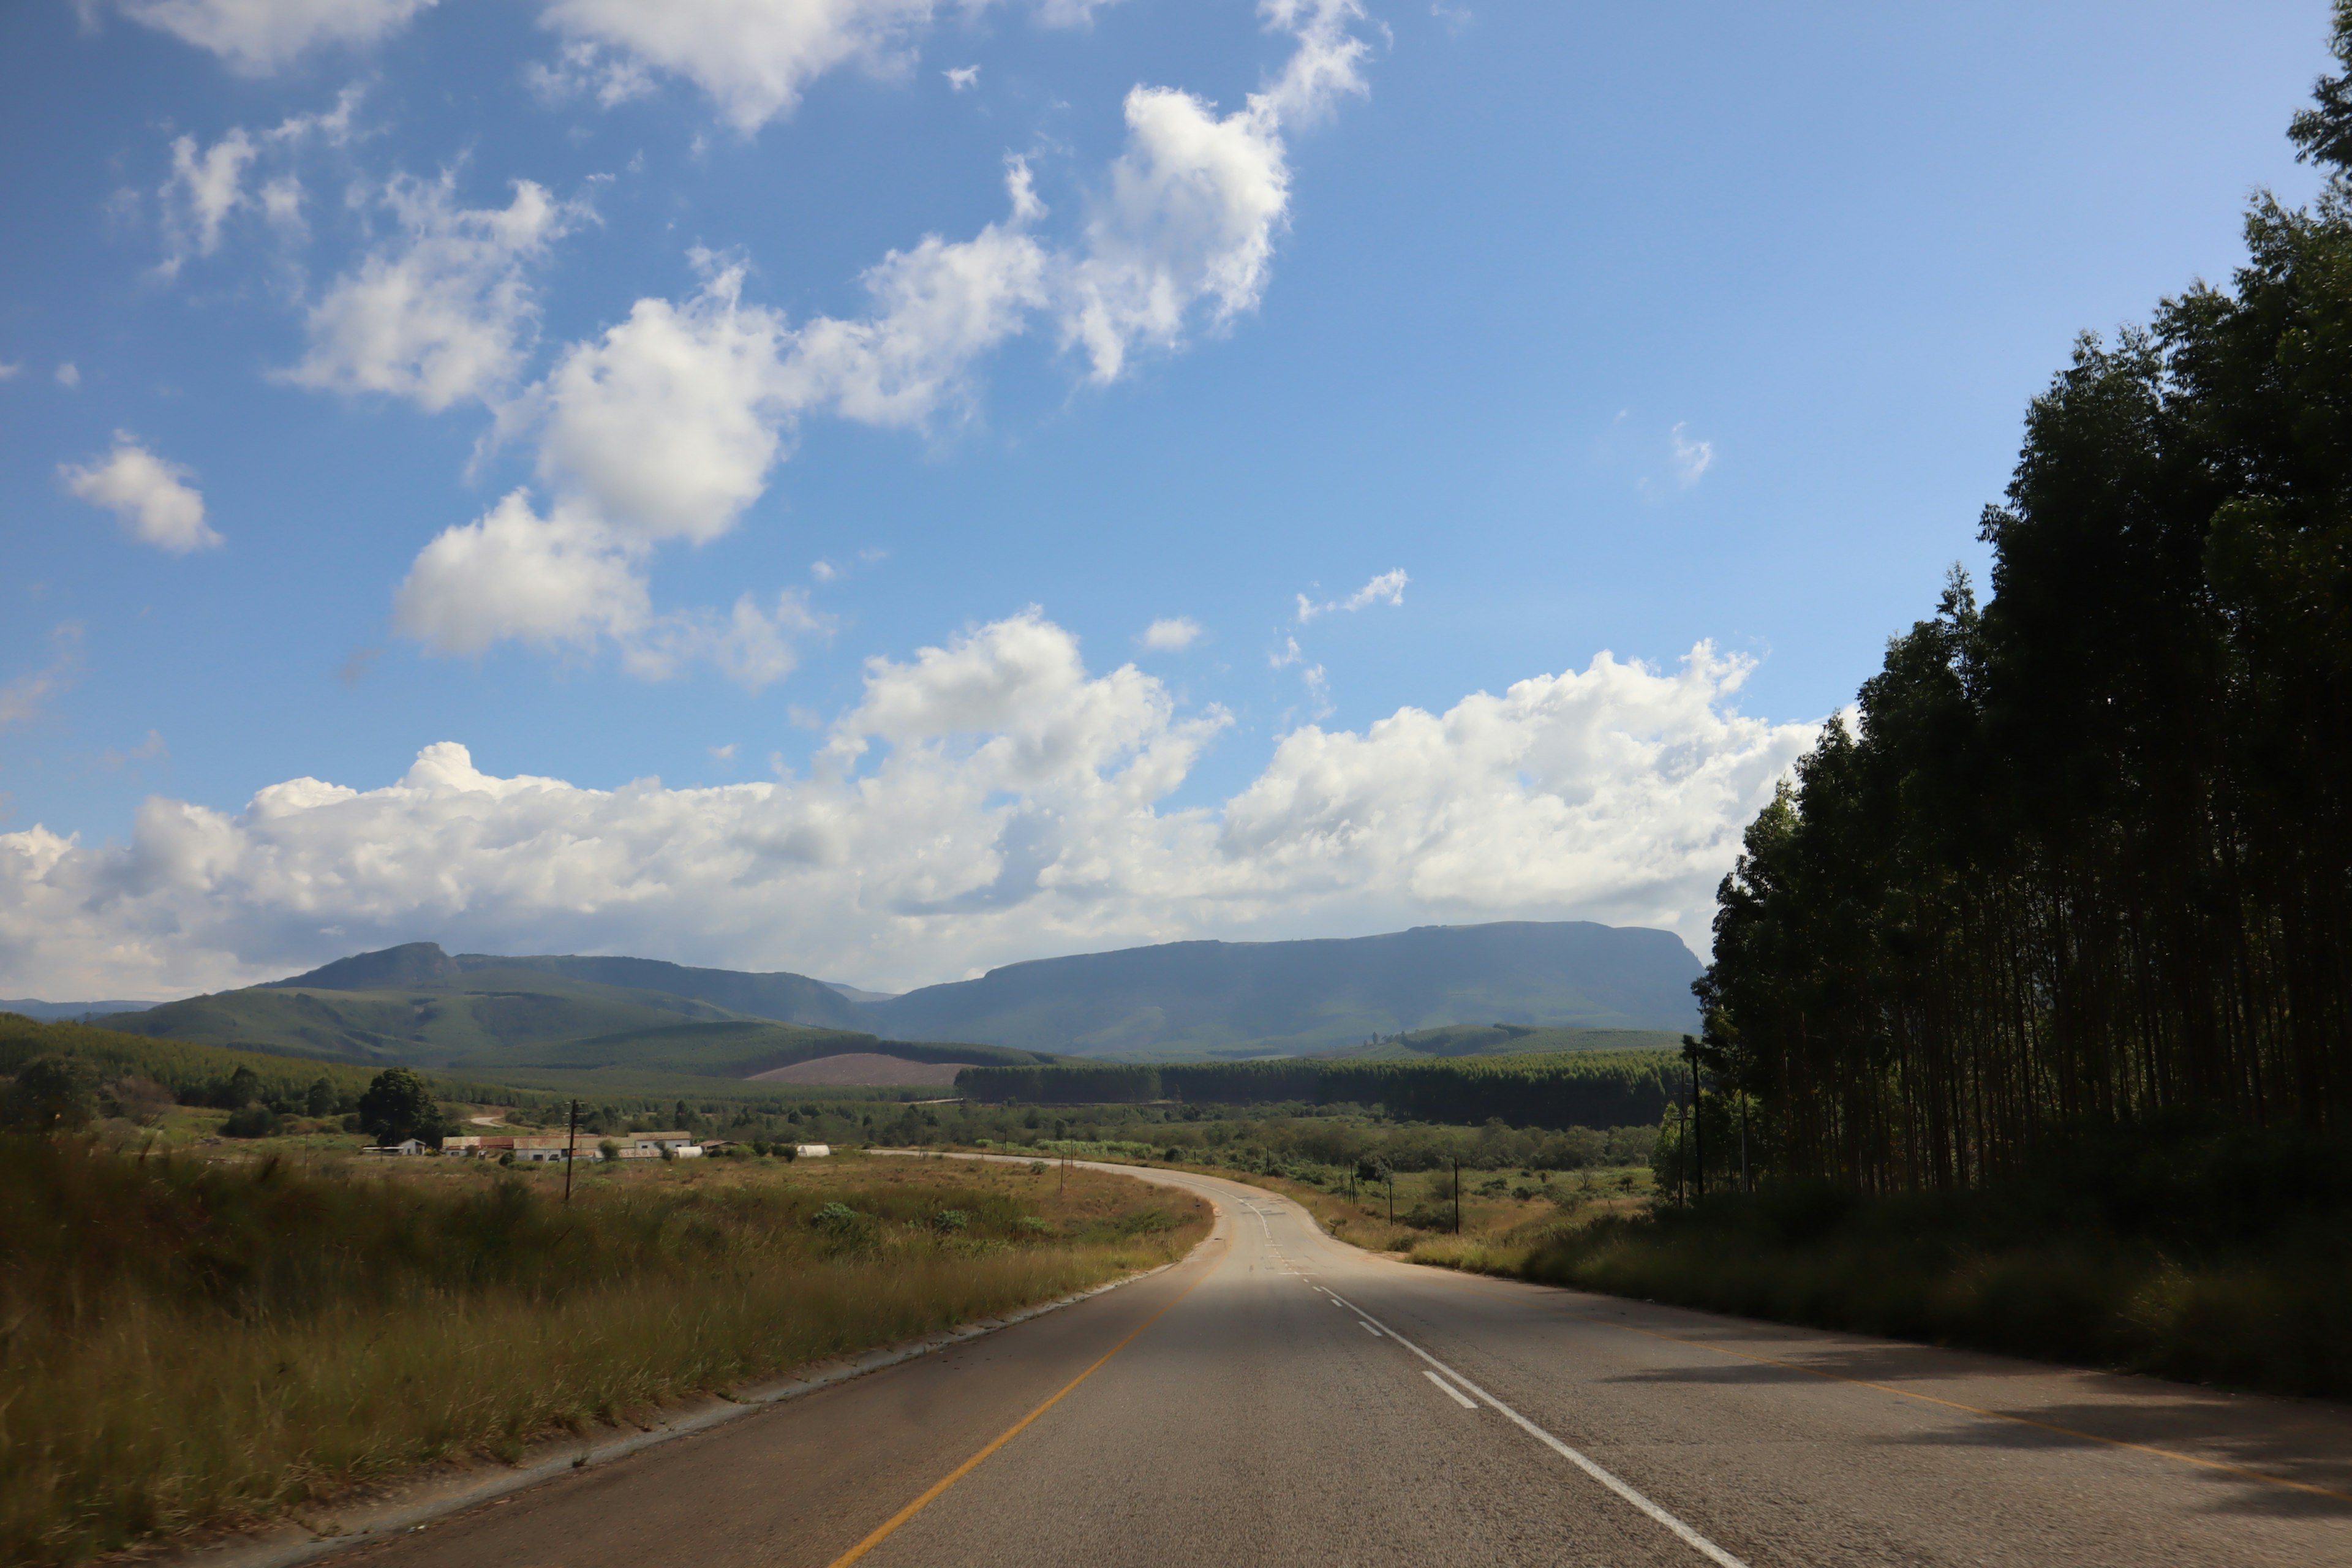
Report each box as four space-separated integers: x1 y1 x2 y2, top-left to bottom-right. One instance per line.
350 1161 2352 1567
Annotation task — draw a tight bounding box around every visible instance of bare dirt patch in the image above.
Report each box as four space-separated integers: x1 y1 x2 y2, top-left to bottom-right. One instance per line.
746 1054 975 1086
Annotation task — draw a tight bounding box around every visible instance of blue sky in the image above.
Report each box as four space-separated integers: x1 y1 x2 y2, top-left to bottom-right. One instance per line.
0 0 2332 998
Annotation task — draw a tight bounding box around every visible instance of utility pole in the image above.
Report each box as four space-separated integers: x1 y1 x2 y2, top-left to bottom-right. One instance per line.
1453 1158 1462 1235
562 1098 579 1204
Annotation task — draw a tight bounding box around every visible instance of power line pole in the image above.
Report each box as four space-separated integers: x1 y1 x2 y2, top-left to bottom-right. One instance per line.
562 1098 579 1204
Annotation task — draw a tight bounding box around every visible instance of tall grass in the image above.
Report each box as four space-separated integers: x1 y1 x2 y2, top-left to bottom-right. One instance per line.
1420 1119 2352 1400
0 1139 1204 1564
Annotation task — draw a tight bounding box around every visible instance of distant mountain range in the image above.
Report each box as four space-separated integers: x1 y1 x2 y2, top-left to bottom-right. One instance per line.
48 920 1700 1074
859 922 1701 1060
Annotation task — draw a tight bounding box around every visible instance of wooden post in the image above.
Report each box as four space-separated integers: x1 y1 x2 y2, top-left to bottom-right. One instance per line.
562 1099 579 1204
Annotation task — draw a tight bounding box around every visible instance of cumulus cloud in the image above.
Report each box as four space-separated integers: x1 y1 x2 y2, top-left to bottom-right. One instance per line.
282 173 583 412
116 0 435 73
55 363 81 388
60 435 222 554
1060 1 1365 381
1295 567 1406 622
0 611 1817 998
388 2 1371 679
537 0 938 133
1140 616 1201 651
943 64 979 91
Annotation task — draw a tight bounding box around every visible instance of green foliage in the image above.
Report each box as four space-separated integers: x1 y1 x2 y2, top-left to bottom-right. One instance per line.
0 1013 387 1106
219 1104 281 1139
1318 1023 1687 1060
956 1051 1679 1132
1504 1120 2352 1398
6 1056 99 1131
355 1068 443 1146
1697 55 2352 1186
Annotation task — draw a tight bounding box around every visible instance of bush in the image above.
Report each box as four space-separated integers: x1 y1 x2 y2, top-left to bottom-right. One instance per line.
7 1057 100 1131
219 1104 281 1140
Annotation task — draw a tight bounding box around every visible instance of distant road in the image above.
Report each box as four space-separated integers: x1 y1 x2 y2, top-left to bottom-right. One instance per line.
356 1161 2351 1567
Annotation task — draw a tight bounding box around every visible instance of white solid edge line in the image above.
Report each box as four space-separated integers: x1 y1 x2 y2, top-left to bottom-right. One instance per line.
1319 1286 1749 1568
1424 1370 1479 1410
1359 1321 1382 1336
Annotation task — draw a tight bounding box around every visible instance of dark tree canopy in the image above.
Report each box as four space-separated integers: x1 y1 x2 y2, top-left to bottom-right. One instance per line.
7 1056 100 1132
1695 27 2352 1189
356 1068 444 1147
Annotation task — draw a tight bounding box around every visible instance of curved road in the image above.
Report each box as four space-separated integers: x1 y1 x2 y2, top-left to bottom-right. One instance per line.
349 1160 2351 1567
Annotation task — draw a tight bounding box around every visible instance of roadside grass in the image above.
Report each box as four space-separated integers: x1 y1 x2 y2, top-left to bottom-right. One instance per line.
1407 1121 2352 1402
0 1137 1207 1566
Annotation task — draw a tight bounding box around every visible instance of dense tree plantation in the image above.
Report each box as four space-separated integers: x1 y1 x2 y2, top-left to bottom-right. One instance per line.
1696 17 2352 1190
955 1052 1680 1131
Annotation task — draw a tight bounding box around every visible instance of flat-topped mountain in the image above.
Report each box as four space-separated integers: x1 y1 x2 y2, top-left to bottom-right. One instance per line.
77 919 1698 1068
861 921 1702 1060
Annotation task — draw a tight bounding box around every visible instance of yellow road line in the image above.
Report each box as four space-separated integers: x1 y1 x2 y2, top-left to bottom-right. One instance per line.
1582 1311 2352 1504
824 1236 1225 1567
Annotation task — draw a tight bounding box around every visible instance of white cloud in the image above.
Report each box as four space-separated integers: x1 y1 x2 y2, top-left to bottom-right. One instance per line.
0 362 20 380
944 64 978 91
1140 616 1202 651
0 625 85 729
392 491 646 657
0 612 1818 998
1670 422 1714 487
1295 567 1406 622
56 363 81 388
159 127 257 272
282 174 582 412
710 743 738 762
391 489 818 690
537 0 938 134
529 264 792 545
116 0 435 72
60 435 222 554
393 4 1369 679
155 89 365 274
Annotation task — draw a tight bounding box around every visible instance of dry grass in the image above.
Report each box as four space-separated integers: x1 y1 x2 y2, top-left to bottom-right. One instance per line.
0 1139 1206 1566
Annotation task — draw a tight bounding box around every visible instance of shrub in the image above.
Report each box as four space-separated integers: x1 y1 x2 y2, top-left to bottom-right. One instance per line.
7 1056 100 1131
219 1104 281 1140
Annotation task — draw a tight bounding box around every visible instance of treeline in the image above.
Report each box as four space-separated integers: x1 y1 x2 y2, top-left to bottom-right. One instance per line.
1697 25 2352 1191
954 1052 1679 1132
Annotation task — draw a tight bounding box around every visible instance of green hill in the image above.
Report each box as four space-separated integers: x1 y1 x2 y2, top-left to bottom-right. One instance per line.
99 967 746 1066
863 921 1702 1059
1315 1023 1687 1060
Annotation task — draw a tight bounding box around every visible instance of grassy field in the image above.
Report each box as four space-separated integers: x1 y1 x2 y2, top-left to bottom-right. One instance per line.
0 1136 1207 1566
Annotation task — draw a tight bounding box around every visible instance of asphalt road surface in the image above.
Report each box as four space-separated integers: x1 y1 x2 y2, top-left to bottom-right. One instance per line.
347 1160 2352 1567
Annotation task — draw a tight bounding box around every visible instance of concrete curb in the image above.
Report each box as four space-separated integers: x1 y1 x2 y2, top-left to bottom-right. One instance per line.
150 1167 1220 1568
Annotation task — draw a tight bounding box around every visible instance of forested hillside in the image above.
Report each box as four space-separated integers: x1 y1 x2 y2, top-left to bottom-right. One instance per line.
956 1052 1681 1131
1695 29 2352 1190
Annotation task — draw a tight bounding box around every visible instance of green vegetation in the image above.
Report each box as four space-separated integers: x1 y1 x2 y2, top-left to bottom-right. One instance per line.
1430 1118 2352 1400
1 1012 400 1107
1691 15 2352 1191
1436 35 2352 1401
1316 1023 1686 1059
0 1137 1207 1565
865 920 1699 1058
956 1051 1680 1131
